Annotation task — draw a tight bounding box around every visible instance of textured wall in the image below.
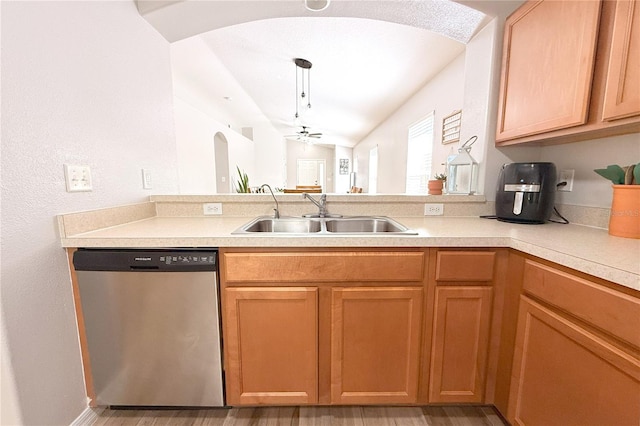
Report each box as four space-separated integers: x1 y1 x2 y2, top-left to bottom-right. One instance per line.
0 1 179 424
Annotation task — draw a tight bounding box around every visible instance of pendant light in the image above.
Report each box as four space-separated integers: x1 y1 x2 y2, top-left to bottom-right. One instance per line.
294 58 312 126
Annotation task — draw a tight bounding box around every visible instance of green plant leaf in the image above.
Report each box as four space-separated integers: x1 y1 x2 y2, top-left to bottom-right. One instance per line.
235 166 250 193
594 165 625 185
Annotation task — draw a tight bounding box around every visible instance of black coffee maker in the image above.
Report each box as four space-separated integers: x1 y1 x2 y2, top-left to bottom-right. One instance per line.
496 163 557 224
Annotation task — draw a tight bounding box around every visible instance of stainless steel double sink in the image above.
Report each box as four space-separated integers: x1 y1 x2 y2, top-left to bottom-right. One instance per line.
232 216 417 235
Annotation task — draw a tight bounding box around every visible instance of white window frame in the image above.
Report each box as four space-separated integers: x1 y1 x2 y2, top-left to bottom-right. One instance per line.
405 111 435 194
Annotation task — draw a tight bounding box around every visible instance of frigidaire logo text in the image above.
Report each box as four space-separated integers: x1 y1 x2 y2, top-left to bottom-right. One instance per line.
134 257 152 261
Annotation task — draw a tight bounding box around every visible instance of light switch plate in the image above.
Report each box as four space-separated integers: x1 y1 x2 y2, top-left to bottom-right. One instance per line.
142 169 152 189
64 164 92 192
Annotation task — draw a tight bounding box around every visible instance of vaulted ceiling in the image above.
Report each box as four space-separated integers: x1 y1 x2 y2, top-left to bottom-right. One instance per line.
138 0 524 147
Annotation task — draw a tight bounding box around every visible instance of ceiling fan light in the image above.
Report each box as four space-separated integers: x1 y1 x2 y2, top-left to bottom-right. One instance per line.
305 0 330 12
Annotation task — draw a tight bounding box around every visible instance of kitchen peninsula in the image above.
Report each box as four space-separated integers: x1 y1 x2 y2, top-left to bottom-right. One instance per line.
59 195 639 289
59 195 640 424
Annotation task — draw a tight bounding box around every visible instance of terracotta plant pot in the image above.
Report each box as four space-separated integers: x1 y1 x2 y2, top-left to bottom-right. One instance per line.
608 185 640 239
428 179 444 195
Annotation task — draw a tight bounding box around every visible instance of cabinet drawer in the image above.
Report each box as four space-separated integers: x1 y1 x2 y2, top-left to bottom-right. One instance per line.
523 260 640 348
222 251 425 283
435 251 496 282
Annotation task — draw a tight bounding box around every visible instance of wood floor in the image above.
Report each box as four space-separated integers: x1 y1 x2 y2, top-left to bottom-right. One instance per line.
94 406 508 426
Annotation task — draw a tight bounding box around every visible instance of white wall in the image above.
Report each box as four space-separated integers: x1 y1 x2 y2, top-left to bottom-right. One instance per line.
353 53 466 193
171 37 286 193
174 97 257 193
1 1 179 424
540 134 640 208
1 322 21 426
252 124 287 189
174 98 287 193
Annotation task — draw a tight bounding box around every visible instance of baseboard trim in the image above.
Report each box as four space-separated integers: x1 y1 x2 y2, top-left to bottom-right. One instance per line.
70 406 104 426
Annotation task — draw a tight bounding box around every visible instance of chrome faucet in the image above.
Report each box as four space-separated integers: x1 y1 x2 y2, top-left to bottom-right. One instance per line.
260 184 280 219
303 193 328 217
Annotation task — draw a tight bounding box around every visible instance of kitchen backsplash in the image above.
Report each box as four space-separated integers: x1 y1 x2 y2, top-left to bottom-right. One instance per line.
57 195 610 239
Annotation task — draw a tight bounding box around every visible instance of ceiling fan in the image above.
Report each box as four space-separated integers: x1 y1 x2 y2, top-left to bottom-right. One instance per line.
285 126 323 142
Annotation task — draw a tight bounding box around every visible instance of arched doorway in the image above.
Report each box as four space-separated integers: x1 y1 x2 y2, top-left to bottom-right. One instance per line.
214 132 231 193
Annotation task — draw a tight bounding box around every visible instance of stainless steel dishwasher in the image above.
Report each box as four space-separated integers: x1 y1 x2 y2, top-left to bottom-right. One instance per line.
73 249 224 407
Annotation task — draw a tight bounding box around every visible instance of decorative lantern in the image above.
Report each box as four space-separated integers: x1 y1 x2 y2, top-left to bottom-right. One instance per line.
446 136 479 195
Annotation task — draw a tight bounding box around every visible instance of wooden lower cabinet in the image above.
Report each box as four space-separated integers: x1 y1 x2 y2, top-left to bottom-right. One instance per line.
507 296 640 425
220 246 640 422
330 287 423 404
224 287 318 405
220 248 429 406
429 287 493 403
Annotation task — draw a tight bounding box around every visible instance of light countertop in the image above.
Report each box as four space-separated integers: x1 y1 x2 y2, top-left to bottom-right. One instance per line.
60 215 640 291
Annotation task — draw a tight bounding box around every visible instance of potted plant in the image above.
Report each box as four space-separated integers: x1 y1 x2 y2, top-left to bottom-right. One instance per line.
235 166 251 193
428 173 447 195
594 163 640 238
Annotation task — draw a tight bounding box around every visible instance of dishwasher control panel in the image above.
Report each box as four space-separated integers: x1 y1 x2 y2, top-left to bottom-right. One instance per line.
73 249 218 272
158 254 215 265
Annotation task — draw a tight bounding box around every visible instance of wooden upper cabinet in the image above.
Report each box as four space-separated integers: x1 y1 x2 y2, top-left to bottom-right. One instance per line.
330 287 423 404
602 0 640 121
224 287 318 405
496 0 602 141
496 0 640 146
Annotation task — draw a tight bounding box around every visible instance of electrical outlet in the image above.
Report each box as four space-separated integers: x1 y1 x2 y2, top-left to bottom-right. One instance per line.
64 164 92 192
558 169 575 192
203 203 223 215
424 203 444 216
142 169 152 189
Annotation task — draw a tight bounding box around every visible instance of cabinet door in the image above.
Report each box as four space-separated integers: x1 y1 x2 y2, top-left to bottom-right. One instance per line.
496 0 602 141
429 287 493 403
602 0 640 121
224 287 318 405
331 287 423 404
508 296 640 425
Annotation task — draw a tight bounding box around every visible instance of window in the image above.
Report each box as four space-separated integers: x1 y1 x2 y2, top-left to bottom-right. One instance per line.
405 112 434 194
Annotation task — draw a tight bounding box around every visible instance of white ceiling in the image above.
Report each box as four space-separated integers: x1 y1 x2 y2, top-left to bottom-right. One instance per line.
139 0 524 147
